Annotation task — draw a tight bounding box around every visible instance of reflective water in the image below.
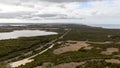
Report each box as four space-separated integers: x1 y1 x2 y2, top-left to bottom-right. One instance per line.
0 30 57 40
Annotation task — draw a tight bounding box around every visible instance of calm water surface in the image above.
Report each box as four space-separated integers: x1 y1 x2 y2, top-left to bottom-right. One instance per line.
88 24 120 29
0 30 57 40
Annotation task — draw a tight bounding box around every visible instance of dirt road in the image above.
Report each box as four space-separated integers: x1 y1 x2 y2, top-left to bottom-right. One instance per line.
9 29 71 68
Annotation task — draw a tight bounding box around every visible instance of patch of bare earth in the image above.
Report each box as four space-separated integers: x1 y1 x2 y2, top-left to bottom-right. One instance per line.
35 62 85 68
53 41 89 54
101 48 119 55
35 62 53 68
115 55 120 57
88 41 112 44
105 59 120 64
53 62 85 68
83 46 93 50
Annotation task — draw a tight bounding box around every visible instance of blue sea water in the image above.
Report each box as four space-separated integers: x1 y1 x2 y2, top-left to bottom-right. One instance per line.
88 24 120 29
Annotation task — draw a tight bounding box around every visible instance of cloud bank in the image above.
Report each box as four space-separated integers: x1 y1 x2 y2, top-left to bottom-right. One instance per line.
40 0 103 3
0 0 119 24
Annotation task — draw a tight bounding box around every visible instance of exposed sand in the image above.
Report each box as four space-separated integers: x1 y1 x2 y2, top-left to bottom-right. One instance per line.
101 48 119 55
53 41 89 54
115 55 120 57
9 44 54 68
83 46 93 50
35 62 85 68
9 30 70 68
105 59 120 64
10 59 34 68
35 62 52 68
88 41 112 44
53 62 85 68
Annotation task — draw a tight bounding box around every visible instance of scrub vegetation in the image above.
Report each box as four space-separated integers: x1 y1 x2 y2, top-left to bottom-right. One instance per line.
0 24 120 68
0 35 59 62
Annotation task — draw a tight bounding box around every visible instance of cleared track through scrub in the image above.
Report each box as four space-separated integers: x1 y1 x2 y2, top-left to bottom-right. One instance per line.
9 29 71 68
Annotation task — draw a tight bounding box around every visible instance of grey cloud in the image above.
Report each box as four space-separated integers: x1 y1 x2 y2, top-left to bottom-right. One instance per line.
0 0 21 5
28 14 68 20
23 12 86 20
35 14 57 17
31 13 84 20
0 0 38 5
20 0 104 3
40 0 104 3
91 11 98 15
0 0 104 5
37 14 67 18
0 10 85 20
0 11 33 19
21 14 56 19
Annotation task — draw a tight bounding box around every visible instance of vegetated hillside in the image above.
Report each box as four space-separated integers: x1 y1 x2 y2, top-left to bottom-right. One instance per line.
32 23 120 42
0 35 58 61
62 24 120 42
16 24 120 68
0 23 120 68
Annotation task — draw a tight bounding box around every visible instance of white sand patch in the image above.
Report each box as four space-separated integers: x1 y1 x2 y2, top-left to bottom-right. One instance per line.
10 58 34 68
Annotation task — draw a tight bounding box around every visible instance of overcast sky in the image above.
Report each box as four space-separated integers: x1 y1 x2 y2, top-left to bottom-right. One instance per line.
0 0 119 24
